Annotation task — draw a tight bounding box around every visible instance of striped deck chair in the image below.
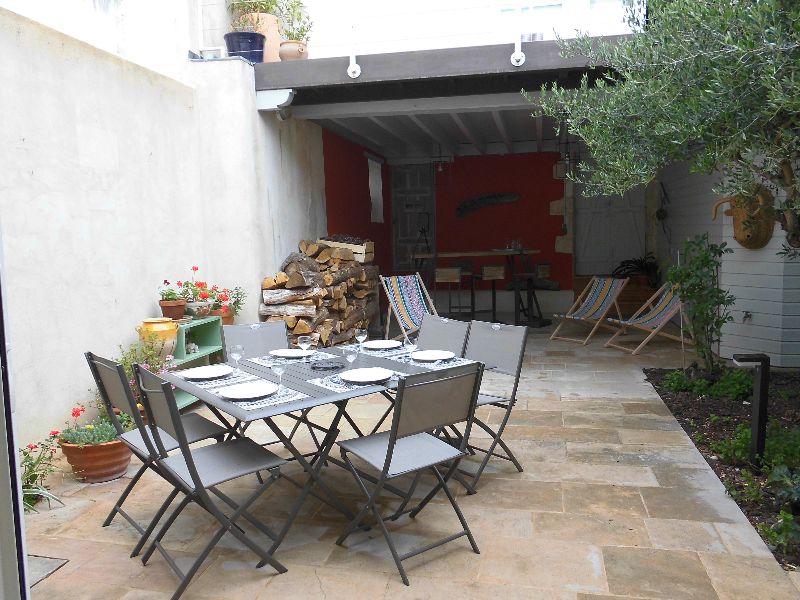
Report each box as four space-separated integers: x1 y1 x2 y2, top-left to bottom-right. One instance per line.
550 276 628 345
605 283 692 355
380 272 438 341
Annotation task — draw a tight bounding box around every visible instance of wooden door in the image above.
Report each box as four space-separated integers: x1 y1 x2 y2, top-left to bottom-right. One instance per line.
391 164 435 272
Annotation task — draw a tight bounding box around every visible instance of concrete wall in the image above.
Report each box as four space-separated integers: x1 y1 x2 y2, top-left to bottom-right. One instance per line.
0 8 326 442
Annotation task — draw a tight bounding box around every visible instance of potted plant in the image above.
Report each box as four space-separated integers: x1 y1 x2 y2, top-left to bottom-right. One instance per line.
277 0 312 60
611 252 661 289
210 286 247 325
57 405 132 484
229 0 281 62
180 266 213 317
225 9 266 63
158 279 187 320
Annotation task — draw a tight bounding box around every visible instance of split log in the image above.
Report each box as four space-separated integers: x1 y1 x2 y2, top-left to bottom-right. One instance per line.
275 271 289 286
282 253 320 274
330 328 355 345
294 307 329 335
298 239 310 254
330 247 355 261
329 264 363 286
262 275 279 290
262 287 323 305
286 270 323 289
315 248 333 263
284 315 298 329
342 308 366 331
259 303 317 318
293 319 313 335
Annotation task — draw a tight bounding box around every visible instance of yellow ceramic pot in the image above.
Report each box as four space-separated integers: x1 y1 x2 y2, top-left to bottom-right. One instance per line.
137 318 178 359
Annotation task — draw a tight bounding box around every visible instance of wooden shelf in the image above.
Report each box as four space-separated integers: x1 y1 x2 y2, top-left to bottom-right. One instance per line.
170 316 224 409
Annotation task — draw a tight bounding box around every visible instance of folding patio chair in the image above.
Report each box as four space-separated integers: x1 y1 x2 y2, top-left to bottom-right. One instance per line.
416 313 470 355
550 276 628 345
221 321 288 357
85 352 227 557
459 320 528 489
604 283 692 355
336 362 484 586
380 272 437 341
135 365 288 600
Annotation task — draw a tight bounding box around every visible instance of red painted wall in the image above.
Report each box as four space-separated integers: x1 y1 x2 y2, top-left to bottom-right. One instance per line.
321 130 393 274
434 153 571 290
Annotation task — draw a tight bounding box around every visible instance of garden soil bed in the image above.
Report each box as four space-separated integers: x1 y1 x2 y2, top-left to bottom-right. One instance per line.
645 368 800 570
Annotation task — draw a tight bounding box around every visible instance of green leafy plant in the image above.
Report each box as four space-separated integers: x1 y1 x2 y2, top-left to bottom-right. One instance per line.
210 286 247 317
661 370 710 396
712 421 800 469
117 334 173 405
58 405 119 448
535 0 800 255
768 465 800 510
611 253 661 288
19 433 63 512
758 510 800 553
158 280 183 301
709 369 752 401
230 0 278 14
667 235 735 372
278 0 312 42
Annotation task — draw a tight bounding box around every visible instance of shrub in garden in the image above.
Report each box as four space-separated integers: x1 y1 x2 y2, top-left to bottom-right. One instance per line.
19 432 62 512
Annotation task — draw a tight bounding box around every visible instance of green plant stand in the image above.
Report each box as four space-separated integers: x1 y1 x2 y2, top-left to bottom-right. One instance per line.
171 316 224 409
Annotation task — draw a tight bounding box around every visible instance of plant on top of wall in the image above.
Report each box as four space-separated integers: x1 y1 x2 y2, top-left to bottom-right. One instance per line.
277 0 312 60
225 1 267 62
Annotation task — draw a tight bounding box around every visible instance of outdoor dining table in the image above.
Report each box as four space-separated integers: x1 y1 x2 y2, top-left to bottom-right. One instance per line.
160 345 468 543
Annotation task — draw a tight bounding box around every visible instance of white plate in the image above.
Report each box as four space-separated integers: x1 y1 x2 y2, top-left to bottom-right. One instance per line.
269 348 316 359
362 340 402 350
340 367 395 385
411 350 455 362
218 380 279 401
180 364 234 381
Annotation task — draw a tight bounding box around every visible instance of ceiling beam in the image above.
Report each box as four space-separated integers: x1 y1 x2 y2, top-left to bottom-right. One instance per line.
290 92 537 120
407 115 457 157
450 113 486 155
368 116 431 156
317 118 393 158
491 110 513 155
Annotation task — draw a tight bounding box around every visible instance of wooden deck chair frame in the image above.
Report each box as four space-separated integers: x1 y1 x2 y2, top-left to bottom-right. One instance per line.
550 276 628 345
380 272 438 341
604 283 694 355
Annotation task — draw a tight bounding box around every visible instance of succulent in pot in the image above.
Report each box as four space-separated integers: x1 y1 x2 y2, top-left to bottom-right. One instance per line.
57 405 132 483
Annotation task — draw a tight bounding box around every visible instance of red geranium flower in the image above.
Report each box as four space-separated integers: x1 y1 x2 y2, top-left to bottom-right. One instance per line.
212 285 218 291
196 281 207 289
26 443 38 450
218 293 229 302
221 305 230 313
49 429 60 437
191 266 199 272
199 291 210 300
71 406 84 418
177 280 183 286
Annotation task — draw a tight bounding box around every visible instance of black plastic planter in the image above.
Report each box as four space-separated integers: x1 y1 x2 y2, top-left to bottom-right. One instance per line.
224 32 265 63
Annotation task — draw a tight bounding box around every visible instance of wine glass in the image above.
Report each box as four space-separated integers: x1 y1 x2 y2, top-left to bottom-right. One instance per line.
271 364 285 390
229 344 243 370
355 328 368 352
403 337 417 363
345 351 357 369
298 335 312 352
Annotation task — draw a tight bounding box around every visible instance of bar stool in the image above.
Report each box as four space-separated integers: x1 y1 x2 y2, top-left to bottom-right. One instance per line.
472 264 505 322
434 267 471 317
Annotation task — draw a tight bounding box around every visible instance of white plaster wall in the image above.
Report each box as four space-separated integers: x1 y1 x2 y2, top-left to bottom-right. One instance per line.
0 8 326 442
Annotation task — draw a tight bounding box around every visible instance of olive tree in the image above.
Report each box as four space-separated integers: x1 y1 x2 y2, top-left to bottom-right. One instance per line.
536 0 800 255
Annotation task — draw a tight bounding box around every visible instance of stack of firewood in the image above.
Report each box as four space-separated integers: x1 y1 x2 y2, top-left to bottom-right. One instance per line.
259 239 380 347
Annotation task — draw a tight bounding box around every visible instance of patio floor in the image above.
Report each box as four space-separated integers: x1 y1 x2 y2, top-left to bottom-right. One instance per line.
24 326 800 599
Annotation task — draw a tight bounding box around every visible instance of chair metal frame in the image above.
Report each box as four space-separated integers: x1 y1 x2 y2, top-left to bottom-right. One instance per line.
135 365 288 600
604 283 694 355
550 276 629 345
457 321 528 490
85 352 229 558
380 272 438 341
336 363 484 586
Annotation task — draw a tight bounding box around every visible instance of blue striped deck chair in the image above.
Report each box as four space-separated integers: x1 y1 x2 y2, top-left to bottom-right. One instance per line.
550 276 628 345
380 272 438 341
605 284 692 355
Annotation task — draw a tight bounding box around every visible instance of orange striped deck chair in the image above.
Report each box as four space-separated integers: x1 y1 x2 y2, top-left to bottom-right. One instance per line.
605 284 692 355
550 276 628 345
380 273 438 341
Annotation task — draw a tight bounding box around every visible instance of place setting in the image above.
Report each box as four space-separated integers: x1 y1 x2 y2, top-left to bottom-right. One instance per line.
308 342 403 393
248 335 338 368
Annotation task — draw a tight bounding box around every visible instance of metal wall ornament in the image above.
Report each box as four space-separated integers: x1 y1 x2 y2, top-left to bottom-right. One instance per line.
456 193 520 218
712 186 775 250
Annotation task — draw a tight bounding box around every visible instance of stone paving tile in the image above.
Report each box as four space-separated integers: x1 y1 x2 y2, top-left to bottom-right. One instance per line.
712 522 774 557
532 512 651 547
563 483 647 518
645 518 728 553
518 462 659 487
699 553 800 599
617 428 694 446
649 465 727 492
603 547 718 599
640 487 744 523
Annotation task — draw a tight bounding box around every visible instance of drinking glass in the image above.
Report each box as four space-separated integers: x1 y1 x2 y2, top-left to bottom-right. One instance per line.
298 335 312 352
271 364 285 389
403 338 417 363
345 352 357 368
230 344 243 370
355 328 368 352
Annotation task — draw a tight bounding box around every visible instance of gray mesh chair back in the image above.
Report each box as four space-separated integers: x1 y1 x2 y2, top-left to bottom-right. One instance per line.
415 314 470 356
221 321 288 359
134 365 287 599
394 364 481 439
460 320 528 488
85 351 146 439
336 362 483 586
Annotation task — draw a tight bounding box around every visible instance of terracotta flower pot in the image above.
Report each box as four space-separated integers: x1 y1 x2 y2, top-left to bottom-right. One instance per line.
59 440 132 483
211 308 235 325
159 299 187 320
279 40 308 60
244 12 281 62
